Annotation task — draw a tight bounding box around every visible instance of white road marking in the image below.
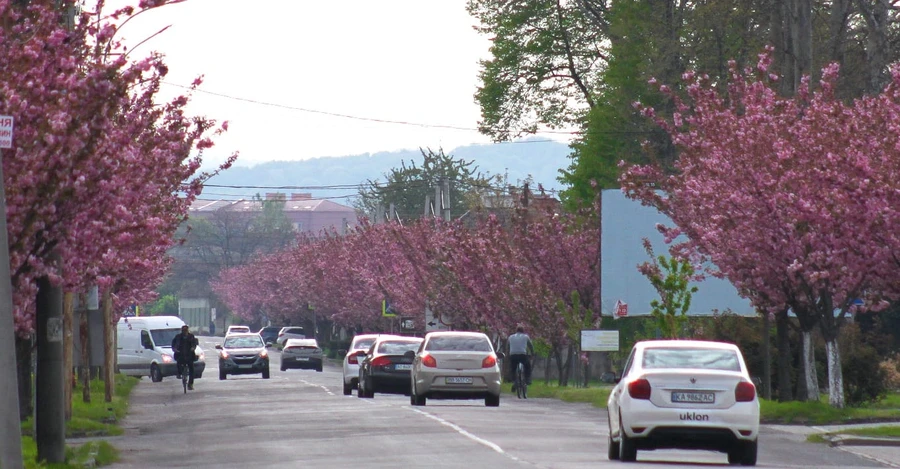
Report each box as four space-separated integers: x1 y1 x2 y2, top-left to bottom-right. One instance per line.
409 407 520 462
299 379 334 395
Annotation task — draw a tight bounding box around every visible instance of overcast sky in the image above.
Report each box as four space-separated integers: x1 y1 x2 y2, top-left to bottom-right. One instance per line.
104 0 563 170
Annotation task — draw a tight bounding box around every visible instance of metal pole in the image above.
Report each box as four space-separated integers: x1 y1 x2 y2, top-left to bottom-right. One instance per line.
0 146 24 469
35 254 65 463
441 178 450 222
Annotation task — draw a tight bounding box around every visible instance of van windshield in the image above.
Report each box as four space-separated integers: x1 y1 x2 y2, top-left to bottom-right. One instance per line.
150 328 182 348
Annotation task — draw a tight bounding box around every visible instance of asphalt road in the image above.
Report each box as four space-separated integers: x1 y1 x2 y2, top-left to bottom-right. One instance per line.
102 337 893 469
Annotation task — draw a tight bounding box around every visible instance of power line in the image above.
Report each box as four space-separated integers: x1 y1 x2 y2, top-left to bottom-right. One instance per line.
162 81 583 137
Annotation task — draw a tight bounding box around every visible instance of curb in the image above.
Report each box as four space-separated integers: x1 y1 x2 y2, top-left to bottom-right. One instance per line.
826 435 900 447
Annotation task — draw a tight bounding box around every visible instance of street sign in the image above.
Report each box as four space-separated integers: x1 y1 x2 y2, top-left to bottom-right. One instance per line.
400 317 416 332
424 306 449 332
0 115 12 149
581 330 619 352
614 300 628 318
382 299 397 317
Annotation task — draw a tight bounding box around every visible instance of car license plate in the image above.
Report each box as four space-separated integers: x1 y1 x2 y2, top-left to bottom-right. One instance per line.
446 377 473 384
671 391 715 403
295 357 309 361
394 364 412 371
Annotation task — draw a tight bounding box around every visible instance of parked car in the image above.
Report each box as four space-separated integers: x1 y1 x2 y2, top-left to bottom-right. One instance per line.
276 326 307 347
281 338 323 372
216 333 270 380
225 325 251 336
357 336 424 398
257 326 282 345
606 340 759 465
342 334 381 395
409 331 503 407
117 316 205 382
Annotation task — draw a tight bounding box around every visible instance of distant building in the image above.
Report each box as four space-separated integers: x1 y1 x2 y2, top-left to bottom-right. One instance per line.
188 192 359 234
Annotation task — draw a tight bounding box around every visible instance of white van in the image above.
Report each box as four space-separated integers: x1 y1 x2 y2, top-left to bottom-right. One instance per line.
117 316 206 382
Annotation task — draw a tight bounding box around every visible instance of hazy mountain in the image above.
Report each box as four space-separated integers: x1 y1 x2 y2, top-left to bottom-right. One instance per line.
202 139 572 206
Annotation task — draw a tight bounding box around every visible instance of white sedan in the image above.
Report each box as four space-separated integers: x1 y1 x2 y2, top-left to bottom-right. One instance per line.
607 340 759 465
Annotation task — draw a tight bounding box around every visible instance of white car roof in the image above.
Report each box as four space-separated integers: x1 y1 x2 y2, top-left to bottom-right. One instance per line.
424 331 489 339
635 339 740 351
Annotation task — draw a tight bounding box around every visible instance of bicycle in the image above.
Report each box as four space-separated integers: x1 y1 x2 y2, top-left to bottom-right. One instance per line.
515 361 527 399
179 362 189 394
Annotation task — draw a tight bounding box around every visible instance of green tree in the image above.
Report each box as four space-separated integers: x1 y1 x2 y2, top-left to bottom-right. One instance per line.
638 239 698 339
354 148 494 222
146 294 179 316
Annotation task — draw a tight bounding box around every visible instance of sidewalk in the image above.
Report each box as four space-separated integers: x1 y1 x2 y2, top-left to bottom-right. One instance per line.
765 422 900 468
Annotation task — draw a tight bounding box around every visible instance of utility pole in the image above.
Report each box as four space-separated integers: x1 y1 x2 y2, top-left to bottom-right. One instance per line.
35 254 65 463
0 141 24 468
102 289 115 402
441 177 450 222
434 185 441 220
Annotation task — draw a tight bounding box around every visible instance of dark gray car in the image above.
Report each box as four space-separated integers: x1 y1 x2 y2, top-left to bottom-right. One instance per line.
216 333 271 380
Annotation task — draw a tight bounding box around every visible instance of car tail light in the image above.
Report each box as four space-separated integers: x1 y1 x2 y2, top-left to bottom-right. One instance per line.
348 354 359 365
422 354 437 367
482 355 497 368
735 381 756 402
371 356 392 367
628 378 651 400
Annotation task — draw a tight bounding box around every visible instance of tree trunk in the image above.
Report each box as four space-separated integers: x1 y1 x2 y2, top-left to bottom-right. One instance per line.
554 346 565 385
775 309 793 402
762 311 772 400
79 294 91 403
824 339 845 408
801 330 819 401
63 292 74 421
102 289 115 402
15 334 33 421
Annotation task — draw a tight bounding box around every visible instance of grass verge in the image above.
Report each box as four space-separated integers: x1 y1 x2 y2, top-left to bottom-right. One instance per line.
760 394 900 425
503 380 612 407
20 374 139 468
806 425 900 443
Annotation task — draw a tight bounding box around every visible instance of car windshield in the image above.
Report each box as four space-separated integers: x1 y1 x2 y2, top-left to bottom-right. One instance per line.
425 336 492 352
224 336 264 349
377 340 421 354
642 347 741 372
150 328 181 348
352 338 375 350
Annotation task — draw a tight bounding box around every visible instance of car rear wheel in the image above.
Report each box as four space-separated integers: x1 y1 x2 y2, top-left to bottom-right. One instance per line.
280 364 286 372
262 367 270 379
219 370 226 380
485 394 500 407
607 434 620 460
343 382 353 395
361 377 374 398
727 440 757 466
150 364 162 383
619 416 637 462
316 365 323 372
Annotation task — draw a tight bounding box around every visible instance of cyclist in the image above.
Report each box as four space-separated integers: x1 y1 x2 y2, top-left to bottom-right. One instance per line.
507 325 534 388
171 325 199 390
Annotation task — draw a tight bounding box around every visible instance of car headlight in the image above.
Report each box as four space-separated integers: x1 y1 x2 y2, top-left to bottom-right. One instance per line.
260 350 268 358
220 350 229 359
161 354 174 363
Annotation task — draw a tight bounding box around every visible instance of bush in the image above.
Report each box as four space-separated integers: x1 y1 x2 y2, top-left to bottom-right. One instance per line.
881 355 900 391
840 323 889 406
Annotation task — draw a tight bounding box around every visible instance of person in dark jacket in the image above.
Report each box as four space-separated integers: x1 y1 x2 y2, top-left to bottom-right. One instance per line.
171 325 199 390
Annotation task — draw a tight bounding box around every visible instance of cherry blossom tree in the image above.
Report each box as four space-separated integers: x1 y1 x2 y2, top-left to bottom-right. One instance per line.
621 50 900 407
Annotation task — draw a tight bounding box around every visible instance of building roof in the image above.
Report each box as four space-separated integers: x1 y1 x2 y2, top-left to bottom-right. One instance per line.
188 194 356 214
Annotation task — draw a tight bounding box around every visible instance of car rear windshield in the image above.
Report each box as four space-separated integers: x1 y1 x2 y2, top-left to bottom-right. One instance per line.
425 336 492 352
642 347 741 372
284 328 305 335
225 336 263 348
352 338 375 350
377 340 421 354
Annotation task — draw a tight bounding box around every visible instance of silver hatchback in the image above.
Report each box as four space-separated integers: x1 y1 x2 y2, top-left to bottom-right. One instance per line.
409 331 503 407
281 338 324 372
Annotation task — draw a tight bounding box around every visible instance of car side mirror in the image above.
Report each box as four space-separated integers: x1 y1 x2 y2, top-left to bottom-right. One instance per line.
215 344 223 350
265 343 272 348
403 350 415 359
